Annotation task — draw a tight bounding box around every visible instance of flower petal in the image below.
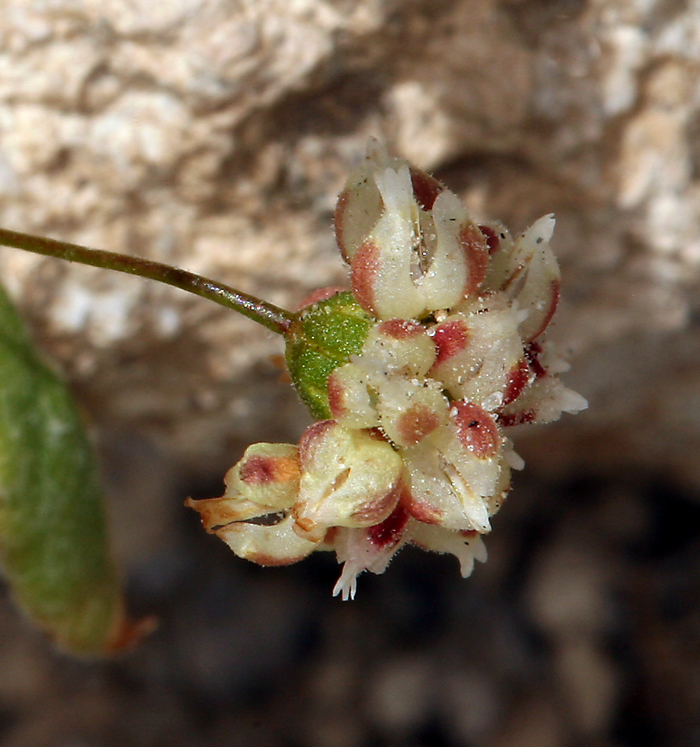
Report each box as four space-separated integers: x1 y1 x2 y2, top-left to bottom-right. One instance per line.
351 165 427 318
376 377 448 448
417 191 488 309
410 523 487 577
334 144 388 263
294 422 403 541
440 402 505 501
500 215 561 342
186 495 280 528
402 440 491 532
358 318 437 379
214 514 321 566
327 362 379 429
497 376 588 427
481 221 515 289
430 303 526 407
331 502 411 600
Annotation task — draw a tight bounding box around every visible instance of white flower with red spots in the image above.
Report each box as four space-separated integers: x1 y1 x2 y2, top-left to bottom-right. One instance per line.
187 141 587 599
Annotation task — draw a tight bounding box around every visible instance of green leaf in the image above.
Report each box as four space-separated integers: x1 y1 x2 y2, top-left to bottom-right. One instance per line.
0 282 144 655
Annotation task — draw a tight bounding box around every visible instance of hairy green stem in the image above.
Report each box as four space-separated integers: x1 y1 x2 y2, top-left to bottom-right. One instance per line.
0 227 294 335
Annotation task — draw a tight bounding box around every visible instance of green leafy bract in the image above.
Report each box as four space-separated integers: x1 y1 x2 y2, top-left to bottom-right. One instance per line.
285 291 375 420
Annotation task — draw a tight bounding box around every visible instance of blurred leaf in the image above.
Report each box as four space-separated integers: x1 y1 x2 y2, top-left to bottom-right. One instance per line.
0 282 146 655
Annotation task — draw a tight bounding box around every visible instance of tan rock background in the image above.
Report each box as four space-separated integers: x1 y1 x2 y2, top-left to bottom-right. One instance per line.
1 1 700 745
1 0 699 477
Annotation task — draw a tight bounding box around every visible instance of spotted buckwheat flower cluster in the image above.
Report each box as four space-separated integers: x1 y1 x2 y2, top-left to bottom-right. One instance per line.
187 142 587 599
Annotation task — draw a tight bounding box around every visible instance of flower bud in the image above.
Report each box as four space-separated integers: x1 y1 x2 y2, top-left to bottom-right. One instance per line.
336 143 488 320
442 401 504 498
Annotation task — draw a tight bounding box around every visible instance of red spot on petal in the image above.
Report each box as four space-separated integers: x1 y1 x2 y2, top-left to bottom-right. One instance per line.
497 409 536 427
432 319 470 366
378 318 423 339
407 499 444 525
353 482 402 526
502 359 531 406
368 501 410 548
409 167 445 211
459 223 489 296
350 240 380 315
327 371 348 419
239 455 300 485
399 479 445 525
478 224 500 255
396 405 441 445
452 401 501 458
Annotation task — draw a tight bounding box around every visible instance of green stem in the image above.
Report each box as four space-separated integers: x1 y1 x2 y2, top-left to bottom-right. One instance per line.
0 227 294 335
